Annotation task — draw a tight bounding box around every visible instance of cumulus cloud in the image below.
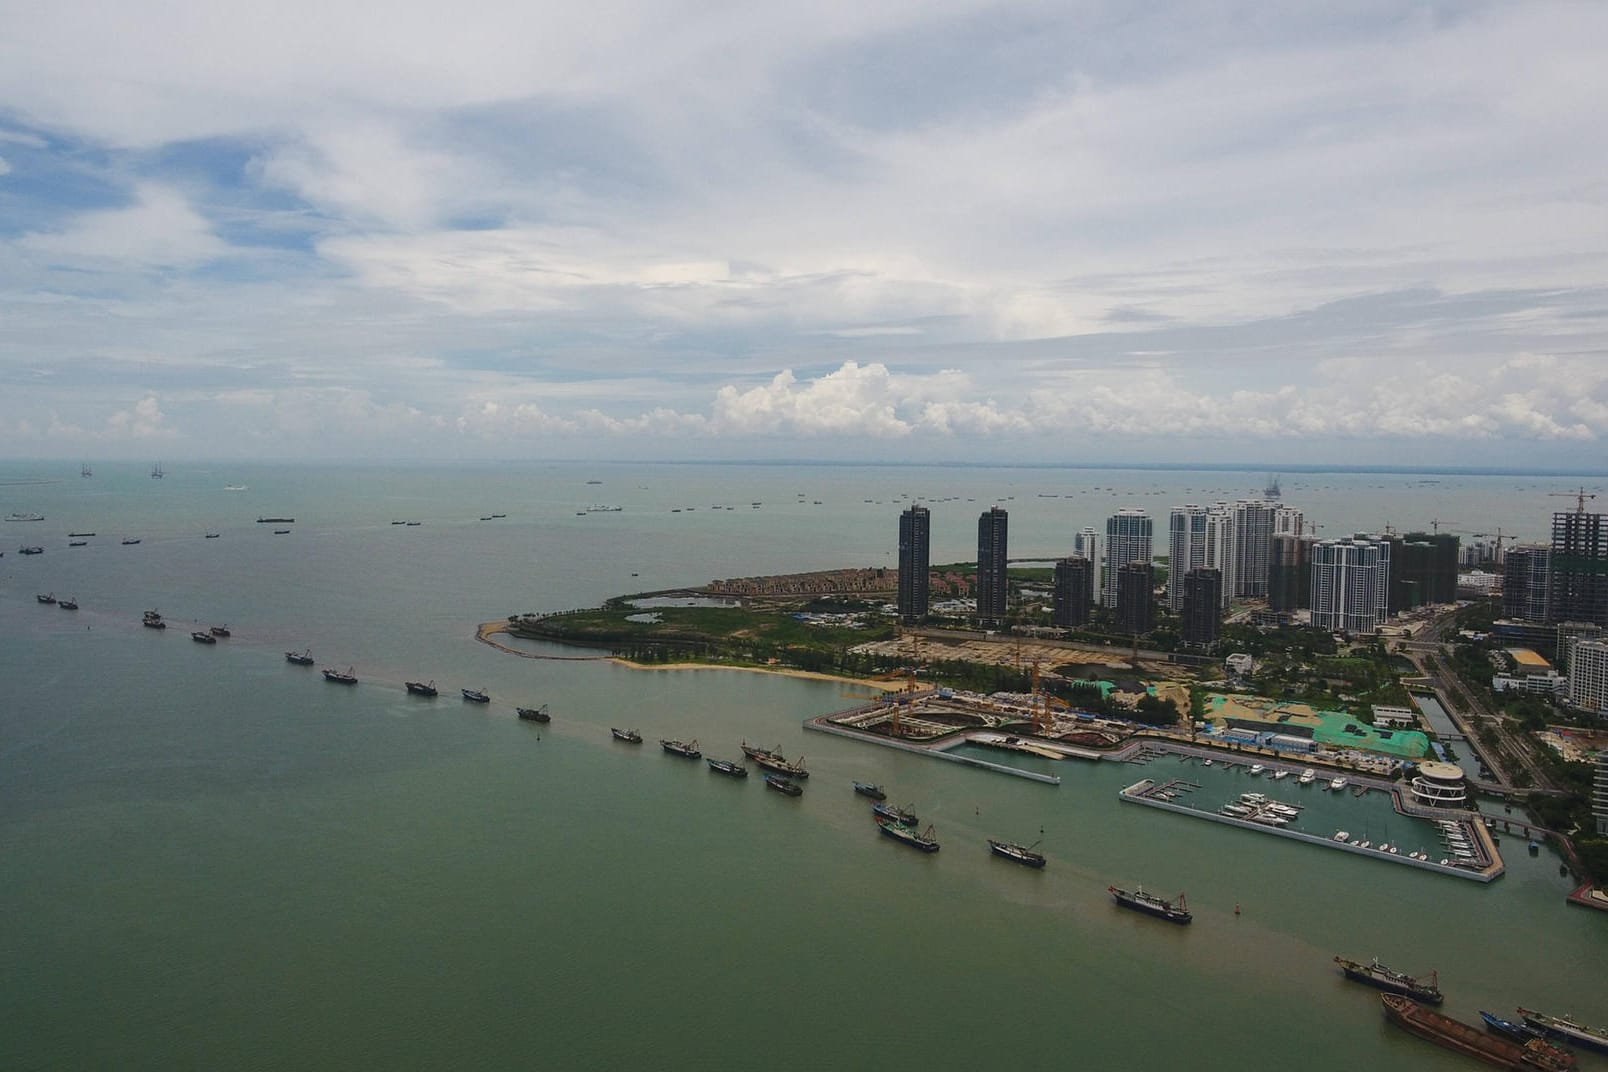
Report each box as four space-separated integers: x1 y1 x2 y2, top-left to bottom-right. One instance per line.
104 396 176 439
0 156 11 177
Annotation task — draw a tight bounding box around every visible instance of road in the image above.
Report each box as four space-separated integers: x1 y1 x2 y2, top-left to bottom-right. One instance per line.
1399 606 1562 796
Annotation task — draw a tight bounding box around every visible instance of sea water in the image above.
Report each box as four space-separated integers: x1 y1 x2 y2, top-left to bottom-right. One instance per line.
2 461 1603 1070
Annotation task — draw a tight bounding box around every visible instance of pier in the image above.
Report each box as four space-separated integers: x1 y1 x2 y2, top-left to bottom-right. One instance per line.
1119 779 1504 883
804 716 1060 784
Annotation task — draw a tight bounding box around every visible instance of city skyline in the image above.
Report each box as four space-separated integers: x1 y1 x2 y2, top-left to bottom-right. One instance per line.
2 3 1607 464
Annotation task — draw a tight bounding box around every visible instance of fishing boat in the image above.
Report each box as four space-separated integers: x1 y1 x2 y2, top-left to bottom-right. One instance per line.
1383 996 1574 1070
68 540 87 547
660 738 701 759
461 687 490 703
142 611 167 629
121 538 140 545
852 781 887 800
516 705 550 723
205 532 220 539
741 741 785 761
190 631 217 644
209 625 230 638
1519 1009 1608 1054
58 598 78 610
323 666 358 685
68 532 94 537
611 727 643 743
36 593 55 604
151 463 164 479
1334 956 1442 1004
987 839 1046 868
872 801 917 827
1483 1012 1546 1044
877 819 939 852
405 680 438 697
752 753 808 779
707 757 748 778
285 649 314 666
764 774 802 796
6 512 44 522
1108 885 1192 924
256 517 295 524
19 545 43 554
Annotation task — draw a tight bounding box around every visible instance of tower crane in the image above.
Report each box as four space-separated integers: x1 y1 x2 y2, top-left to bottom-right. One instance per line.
1551 487 1598 514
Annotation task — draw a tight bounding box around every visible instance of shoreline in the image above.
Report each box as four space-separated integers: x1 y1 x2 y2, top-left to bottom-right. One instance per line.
476 620 891 691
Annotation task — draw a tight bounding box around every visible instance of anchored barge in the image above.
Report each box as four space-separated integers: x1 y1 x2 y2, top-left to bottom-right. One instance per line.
1382 995 1574 1070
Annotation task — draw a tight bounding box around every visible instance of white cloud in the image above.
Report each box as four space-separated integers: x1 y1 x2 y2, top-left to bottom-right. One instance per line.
0 156 11 177
22 184 227 268
104 396 176 439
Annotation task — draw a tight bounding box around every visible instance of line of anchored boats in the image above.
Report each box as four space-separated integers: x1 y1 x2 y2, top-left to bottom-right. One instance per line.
1333 953 1606 1067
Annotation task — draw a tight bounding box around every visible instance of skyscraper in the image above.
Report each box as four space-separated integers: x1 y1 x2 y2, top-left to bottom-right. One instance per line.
1269 533 1315 612
976 506 1009 623
1550 509 1608 626
1167 506 1208 611
1115 561 1155 635
1310 536 1391 633
1180 567 1223 648
1073 527 1101 603
897 505 931 622
1104 510 1152 609
1052 556 1094 629
1169 504 1234 610
1503 545 1551 622
1568 639 1608 715
1387 532 1460 613
1231 499 1277 598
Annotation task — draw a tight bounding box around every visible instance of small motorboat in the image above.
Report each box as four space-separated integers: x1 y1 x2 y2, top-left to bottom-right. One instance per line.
58 597 79 610
36 593 56 604
209 625 231 638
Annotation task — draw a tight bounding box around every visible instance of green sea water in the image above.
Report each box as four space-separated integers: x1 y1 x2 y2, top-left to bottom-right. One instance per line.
2 462 1604 1070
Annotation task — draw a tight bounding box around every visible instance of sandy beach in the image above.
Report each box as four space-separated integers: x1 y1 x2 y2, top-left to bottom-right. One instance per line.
476 620 891 692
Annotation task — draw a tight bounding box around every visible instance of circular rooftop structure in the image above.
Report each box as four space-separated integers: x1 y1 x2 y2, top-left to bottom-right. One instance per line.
1409 761 1468 807
1417 760 1464 781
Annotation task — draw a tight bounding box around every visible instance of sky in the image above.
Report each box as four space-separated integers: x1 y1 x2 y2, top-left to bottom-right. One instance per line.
0 1 1605 467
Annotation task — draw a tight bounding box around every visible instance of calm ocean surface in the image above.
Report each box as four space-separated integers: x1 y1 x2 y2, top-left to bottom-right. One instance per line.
2 461 1604 1070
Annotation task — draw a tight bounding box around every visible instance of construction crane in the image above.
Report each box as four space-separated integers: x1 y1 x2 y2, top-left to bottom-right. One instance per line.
1551 487 1599 514
1429 518 1459 535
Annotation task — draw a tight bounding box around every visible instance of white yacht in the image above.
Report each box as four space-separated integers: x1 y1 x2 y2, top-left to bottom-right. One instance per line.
1248 764 1265 776
1298 769 1316 785
1329 777 1348 791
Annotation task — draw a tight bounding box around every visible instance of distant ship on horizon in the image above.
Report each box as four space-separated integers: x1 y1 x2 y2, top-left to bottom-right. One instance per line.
151 462 164 479
1264 473 1281 498
81 462 92 478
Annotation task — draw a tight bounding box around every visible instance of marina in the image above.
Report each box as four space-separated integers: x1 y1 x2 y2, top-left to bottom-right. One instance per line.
1119 778 1504 882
